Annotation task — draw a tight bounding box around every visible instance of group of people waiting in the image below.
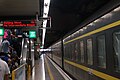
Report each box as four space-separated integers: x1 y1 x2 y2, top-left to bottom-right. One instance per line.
0 29 22 80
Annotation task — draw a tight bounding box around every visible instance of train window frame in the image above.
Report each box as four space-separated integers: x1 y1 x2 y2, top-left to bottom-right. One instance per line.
113 30 120 72
87 38 93 65
97 34 106 68
80 40 85 63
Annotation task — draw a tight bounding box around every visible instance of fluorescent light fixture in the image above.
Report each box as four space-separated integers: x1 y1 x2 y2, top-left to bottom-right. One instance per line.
24 45 27 48
94 19 100 23
113 6 120 12
23 58 26 61
31 40 33 43
83 27 87 30
80 29 84 31
27 40 33 44
27 40 29 43
40 49 51 51
101 13 112 19
31 49 34 52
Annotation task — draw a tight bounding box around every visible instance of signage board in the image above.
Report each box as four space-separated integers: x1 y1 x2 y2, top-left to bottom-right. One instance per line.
0 28 4 36
29 30 36 38
3 20 36 28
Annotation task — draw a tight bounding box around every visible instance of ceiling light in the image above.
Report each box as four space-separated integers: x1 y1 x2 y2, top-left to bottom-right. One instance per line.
113 6 120 12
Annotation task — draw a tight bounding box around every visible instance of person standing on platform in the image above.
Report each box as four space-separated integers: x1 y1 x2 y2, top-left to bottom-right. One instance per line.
0 53 10 80
1 38 13 54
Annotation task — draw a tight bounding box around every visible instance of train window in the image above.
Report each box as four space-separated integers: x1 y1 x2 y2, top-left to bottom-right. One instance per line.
72 42 75 60
75 42 79 61
64 46 67 58
80 41 84 63
97 35 106 68
87 39 93 65
113 31 120 72
64 45 68 59
68 45 70 59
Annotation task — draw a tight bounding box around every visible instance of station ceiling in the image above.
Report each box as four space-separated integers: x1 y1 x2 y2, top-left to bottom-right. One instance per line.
45 0 117 48
0 0 39 16
0 0 119 48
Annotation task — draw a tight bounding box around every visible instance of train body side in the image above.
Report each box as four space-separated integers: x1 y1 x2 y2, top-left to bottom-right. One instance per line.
49 5 120 80
50 41 63 68
63 6 120 80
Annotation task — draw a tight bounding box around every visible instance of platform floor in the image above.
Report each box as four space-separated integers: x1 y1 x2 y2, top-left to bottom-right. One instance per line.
33 54 72 80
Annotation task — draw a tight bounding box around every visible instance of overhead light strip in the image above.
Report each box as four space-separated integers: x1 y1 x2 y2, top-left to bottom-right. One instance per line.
42 0 51 48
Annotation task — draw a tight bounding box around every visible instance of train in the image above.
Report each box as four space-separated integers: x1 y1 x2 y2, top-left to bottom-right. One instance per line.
48 5 120 80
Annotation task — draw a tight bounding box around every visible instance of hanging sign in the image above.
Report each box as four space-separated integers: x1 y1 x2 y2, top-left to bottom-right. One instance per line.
0 28 4 36
3 20 36 28
29 30 36 38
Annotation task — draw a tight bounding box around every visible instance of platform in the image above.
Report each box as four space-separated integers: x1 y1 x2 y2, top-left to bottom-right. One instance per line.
33 54 72 80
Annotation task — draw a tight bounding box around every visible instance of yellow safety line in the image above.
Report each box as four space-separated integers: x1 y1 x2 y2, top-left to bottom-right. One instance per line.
12 71 15 80
65 60 120 80
27 65 31 80
45 58 54 80
64 20 120 44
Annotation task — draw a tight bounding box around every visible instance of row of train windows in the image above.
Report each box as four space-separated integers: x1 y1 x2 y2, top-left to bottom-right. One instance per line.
65 31 120 72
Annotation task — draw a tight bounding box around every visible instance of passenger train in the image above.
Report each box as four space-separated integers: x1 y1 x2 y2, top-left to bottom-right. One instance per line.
48 5 120 80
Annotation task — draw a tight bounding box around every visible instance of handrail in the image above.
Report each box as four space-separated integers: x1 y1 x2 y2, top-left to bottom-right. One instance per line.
12 63 26 80
13 63 26 72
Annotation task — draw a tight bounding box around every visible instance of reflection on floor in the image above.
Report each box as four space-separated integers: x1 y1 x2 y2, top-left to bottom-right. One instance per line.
34 54 73 80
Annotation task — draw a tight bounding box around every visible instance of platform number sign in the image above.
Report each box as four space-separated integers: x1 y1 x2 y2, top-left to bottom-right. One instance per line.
29 30 36 38
0 28 4 36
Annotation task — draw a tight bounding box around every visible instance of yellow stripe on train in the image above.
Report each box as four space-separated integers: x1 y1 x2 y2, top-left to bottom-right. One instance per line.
65 60 119 80
64 20 120 44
